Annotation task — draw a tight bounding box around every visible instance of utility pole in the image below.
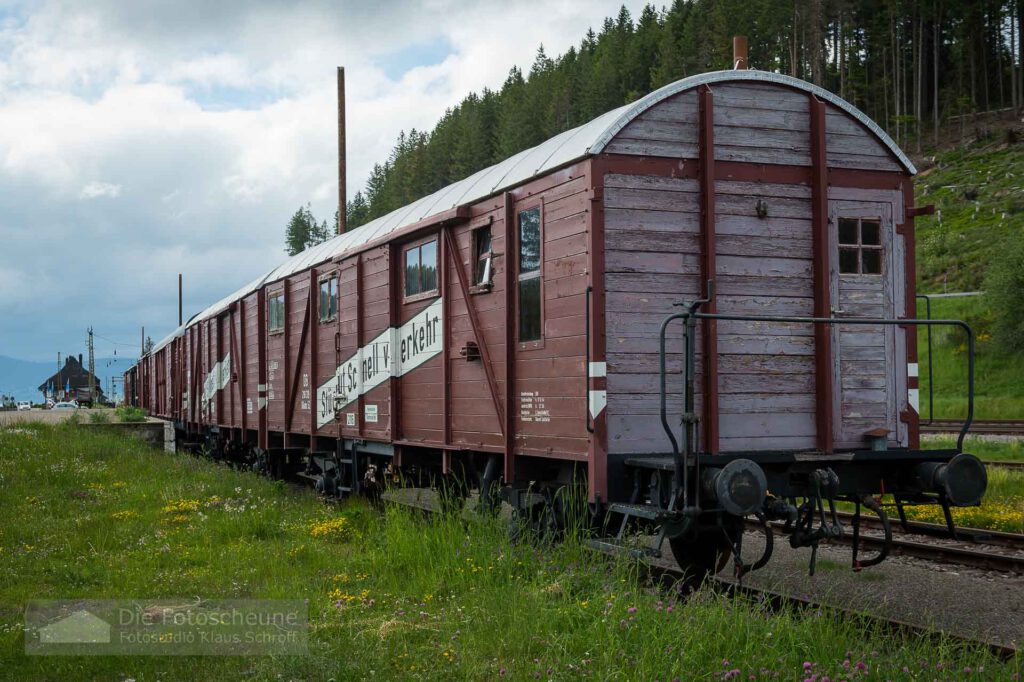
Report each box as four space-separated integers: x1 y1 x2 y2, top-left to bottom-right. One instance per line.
178 273 183 326
337 66 347 235
87 327 96 402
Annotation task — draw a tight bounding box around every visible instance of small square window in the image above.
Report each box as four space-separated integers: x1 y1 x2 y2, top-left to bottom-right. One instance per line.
862 249 882 274
268 292 285 332
838 218 859 245
319 277 337 322
404 239 439 298
837 217 883 276
405 248 420 297
420 240 437 293
861 220 881 246
839 248 859 274
473 227 493 286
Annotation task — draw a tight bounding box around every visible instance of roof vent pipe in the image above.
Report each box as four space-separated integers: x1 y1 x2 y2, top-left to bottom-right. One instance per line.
732 36 748 70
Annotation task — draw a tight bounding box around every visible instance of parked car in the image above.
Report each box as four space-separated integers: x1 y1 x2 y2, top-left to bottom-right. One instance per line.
74 387 96 408
51 402 78 411
17 401 31 411
45 399 55 409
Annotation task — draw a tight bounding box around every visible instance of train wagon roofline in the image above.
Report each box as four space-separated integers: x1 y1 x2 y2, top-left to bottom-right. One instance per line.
157 69 912 350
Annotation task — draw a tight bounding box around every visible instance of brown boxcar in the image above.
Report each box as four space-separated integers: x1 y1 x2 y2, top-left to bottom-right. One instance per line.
129 69 986 580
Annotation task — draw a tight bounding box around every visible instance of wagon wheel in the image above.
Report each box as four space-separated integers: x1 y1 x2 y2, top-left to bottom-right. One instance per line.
668 516 739 590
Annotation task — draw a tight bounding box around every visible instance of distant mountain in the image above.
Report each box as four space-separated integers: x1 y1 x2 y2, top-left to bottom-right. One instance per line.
0 355 137 403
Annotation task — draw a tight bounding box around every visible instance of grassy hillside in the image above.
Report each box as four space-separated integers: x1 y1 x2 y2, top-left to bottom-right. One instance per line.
912 131 1024 420
0 424 1008 679
916 295 1024 419
915 133 1024 293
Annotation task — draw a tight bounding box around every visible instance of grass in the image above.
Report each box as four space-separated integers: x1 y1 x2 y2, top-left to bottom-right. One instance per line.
114 406 148 423
924 435 1024 463
912 134 1024 421
916 294 1024 420
87 411 110 425
915 137 1024 293
0 423 1016 680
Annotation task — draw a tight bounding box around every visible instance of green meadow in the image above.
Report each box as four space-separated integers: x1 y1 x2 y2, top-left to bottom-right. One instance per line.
915 294 1024 420
0 423 1014 680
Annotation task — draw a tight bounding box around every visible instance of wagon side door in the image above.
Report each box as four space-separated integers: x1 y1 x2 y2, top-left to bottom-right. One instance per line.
828 197 904 450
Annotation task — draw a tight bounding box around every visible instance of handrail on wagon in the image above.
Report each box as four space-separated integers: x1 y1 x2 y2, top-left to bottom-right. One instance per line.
916 293 935 426
659 297 976 469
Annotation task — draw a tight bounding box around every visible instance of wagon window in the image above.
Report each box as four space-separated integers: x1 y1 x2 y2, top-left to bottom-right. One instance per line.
268 292 285 333
474 227 493 286
518 207 542 342
838 217 883 275
404 239 439 298
319 277 337 323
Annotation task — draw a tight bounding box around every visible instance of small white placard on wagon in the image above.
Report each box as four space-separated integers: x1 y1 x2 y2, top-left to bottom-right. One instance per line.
364 404 378 423
346 412 356 426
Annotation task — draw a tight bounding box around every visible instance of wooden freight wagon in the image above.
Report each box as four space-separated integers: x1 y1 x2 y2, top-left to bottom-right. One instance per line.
131 67 986 580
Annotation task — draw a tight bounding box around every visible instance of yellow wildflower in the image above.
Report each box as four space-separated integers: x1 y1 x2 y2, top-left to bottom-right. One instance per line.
309 516 355 541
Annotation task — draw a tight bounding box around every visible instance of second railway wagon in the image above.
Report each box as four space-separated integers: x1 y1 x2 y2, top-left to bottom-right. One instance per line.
127 68 986 580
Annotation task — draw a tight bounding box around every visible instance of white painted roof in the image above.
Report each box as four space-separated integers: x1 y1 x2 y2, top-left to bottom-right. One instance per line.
151 70 913 354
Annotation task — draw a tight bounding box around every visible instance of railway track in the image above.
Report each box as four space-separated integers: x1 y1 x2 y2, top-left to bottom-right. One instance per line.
983 459 1024 472
755 511 1024 574
921 419 1024 437
192 453 1021 661
374 486 1022 660
632 534 1020 662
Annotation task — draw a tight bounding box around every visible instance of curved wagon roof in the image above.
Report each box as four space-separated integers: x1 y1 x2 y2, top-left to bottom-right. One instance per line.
152 69 913 354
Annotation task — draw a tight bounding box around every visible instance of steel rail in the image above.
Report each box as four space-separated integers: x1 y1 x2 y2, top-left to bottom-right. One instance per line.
983 460 1024 472
922 419 1024 437
753 518 1024 574
632 543 1019 662
832 510 1024 551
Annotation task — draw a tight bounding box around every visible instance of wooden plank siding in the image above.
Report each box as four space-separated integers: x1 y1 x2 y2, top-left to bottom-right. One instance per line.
604 173 703 455
825 104 903 172
714 180 817 452
713 83 811 166
600 80 910 457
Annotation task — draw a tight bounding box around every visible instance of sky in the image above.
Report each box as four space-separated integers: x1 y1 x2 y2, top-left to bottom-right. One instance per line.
0 0 648 362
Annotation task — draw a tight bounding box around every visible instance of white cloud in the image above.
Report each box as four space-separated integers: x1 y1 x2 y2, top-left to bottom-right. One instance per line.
79 181 121 199
0 0 648 360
